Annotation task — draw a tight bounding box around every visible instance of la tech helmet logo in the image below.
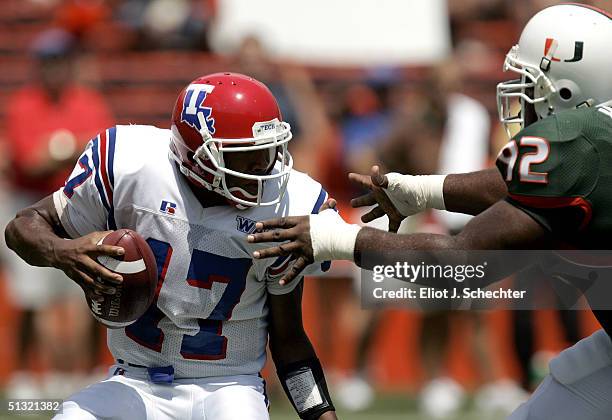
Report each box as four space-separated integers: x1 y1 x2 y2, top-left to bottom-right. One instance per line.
544 38 584 63
181 84 216 135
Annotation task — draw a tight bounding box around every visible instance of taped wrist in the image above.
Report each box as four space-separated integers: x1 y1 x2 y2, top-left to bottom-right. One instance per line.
310 209 361 261
277 357 335 420
385 173 447 213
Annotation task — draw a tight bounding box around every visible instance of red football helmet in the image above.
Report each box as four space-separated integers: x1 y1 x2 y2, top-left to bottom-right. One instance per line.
170 72 293 207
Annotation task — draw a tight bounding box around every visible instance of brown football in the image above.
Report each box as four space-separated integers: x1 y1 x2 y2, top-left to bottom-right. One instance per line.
87 229 158 329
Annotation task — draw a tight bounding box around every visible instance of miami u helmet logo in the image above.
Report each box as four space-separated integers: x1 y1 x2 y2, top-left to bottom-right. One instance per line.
544 38 584 63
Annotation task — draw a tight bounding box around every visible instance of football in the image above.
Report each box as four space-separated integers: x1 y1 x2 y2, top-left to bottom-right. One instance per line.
86 229 158 329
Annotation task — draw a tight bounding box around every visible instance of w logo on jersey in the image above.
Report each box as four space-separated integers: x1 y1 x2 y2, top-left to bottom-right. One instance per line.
236 216 257 234
181 84 216 135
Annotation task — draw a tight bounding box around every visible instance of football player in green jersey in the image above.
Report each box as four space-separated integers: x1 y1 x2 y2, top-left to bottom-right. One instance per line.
248 3 612 419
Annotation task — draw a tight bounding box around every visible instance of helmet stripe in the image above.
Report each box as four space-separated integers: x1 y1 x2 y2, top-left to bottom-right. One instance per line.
559 3 612 20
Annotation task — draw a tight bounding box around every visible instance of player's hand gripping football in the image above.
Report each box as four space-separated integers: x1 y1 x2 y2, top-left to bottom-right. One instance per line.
248 198 339 286
349 165 406 233
51 231 124 302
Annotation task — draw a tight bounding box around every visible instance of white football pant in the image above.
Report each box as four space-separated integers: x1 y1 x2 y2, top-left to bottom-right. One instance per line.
53 365 269 420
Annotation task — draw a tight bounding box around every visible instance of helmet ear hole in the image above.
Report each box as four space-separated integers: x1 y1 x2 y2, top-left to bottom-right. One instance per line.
560 88 572 101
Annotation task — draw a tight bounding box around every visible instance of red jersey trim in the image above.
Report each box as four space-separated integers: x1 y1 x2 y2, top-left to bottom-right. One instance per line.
508 193 593 231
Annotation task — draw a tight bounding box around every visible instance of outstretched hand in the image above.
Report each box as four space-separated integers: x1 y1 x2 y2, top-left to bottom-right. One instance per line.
349 165 405 232
248 198 338 286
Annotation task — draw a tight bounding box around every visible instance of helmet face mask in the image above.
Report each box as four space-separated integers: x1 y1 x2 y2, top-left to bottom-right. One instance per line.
496 4 612 139
169 73 293 208
497 45 557 137
192 119 293 208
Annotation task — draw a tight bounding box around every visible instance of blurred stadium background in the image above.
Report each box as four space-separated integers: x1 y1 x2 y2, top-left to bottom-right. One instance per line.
0 0 608 419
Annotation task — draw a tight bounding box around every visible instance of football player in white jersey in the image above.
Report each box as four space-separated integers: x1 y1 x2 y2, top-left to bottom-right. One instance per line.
5 72 337 420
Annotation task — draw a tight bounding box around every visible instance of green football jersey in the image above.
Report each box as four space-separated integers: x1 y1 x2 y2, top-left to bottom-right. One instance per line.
496 106 612 336
496 106 612 248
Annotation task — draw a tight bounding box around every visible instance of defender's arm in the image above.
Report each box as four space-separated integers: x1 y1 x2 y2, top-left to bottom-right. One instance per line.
349 166 507 230
354 199 543 266
249 200 550 285
443 168 507 216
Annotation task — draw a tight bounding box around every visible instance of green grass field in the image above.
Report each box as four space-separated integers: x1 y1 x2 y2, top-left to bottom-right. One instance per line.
0 395 508 420
269 394 507 420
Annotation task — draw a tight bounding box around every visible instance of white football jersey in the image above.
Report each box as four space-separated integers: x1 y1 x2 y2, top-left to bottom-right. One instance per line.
53 125 329 379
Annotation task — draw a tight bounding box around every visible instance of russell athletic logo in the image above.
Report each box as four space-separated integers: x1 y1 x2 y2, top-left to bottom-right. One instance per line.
160 200 177 215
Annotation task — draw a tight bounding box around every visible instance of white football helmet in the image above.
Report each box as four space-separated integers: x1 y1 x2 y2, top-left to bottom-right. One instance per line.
497 4 612 137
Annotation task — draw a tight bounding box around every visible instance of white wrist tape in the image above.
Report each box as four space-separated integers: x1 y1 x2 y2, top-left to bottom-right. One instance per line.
384 173 447 215
310 209 361 262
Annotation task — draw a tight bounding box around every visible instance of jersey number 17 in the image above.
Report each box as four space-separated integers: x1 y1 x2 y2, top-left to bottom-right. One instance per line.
125 238 251 360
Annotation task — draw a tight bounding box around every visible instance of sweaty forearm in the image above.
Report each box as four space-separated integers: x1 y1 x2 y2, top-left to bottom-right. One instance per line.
5 207 64 268
351 201 546 289
443 168 507 215
353 227 504 289
354 227 462 271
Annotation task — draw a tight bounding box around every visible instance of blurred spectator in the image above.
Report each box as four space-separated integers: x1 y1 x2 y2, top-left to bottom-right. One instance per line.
231 35 335 181
117 0 213 51
6 29 113 194
336 43 527 417
378 79 446 176
55 0 111 39
335 74 448 414
413 54 527 419
448 0 518 57
340 77 394 177
232 36 302 139
332 72 404 414
54 0 135 51
507 0 564 27
1 29 113 398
